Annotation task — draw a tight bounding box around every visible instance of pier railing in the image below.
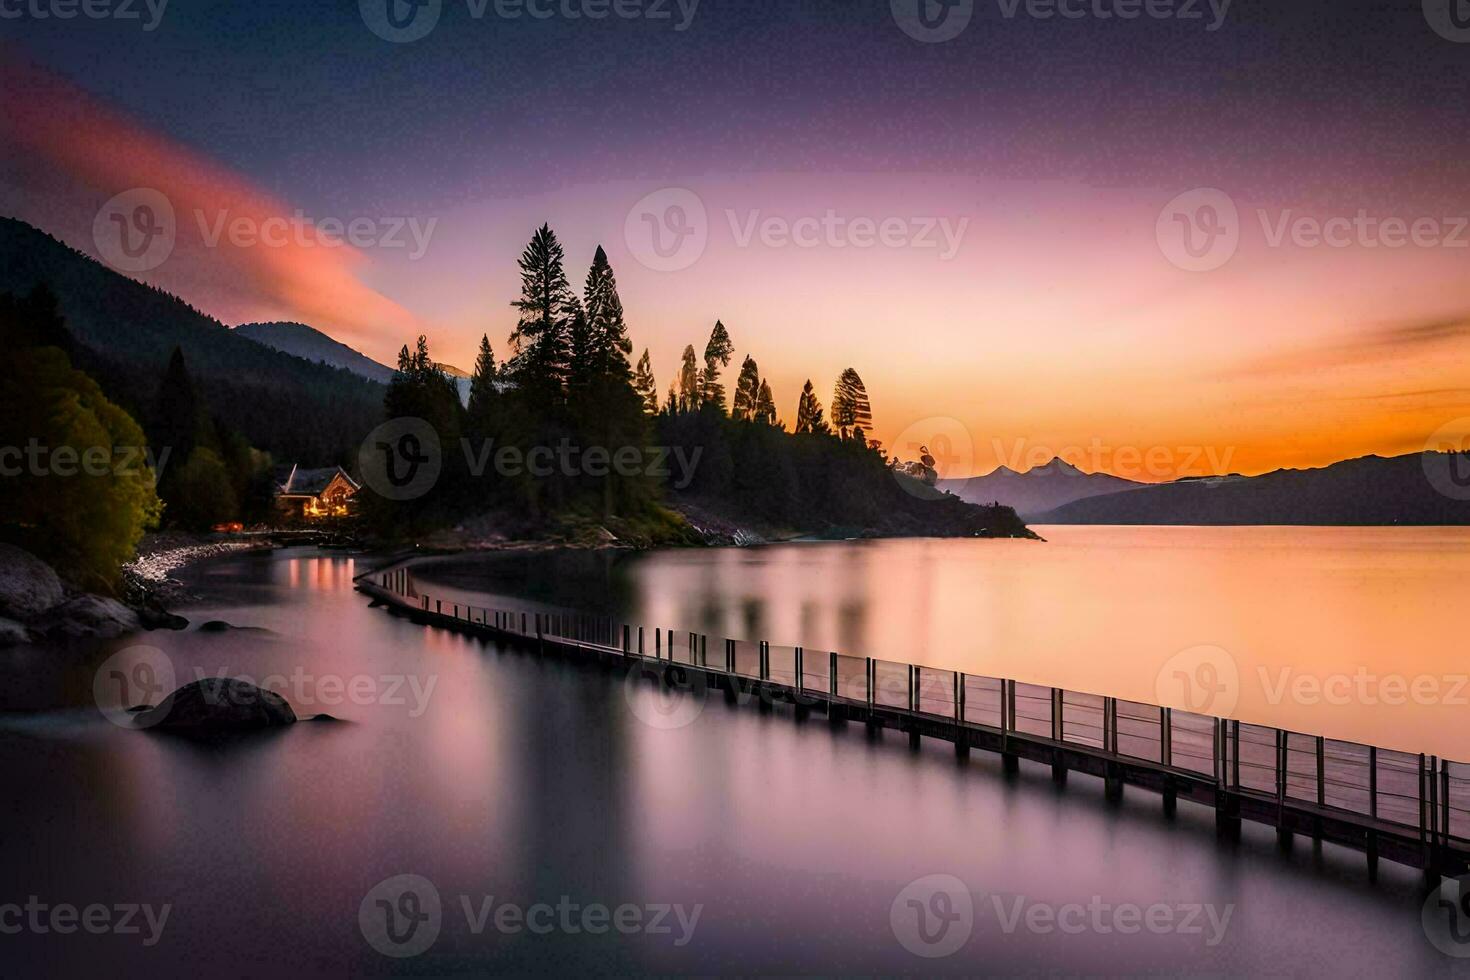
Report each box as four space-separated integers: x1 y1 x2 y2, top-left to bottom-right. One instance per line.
366 564 1470 865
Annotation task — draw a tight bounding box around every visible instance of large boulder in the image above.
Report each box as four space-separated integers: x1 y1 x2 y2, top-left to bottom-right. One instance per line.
0 544 64 620
136 678 298 732
34 595 140 640
0 617 30 647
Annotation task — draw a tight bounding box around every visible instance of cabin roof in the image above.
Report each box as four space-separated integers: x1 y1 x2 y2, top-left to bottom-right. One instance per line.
277 465 359 497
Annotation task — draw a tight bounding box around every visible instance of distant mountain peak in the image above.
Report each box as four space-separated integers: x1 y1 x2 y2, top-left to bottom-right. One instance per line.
1038 456 1083 474
1034 450 1470 526
235 321 395 384
941 454 1144 518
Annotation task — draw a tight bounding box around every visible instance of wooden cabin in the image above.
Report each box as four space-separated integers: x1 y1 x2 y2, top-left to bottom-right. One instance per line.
275 465 359 519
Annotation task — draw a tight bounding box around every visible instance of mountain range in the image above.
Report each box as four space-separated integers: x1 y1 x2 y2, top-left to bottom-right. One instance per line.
939 457 1145 518
234 321 396 384
234 321 472 404
0 218 383 464
1032 452 1470 525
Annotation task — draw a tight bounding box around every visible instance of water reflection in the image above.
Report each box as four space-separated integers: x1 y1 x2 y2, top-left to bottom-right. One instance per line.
0 544 1460 976
416 527 1470 760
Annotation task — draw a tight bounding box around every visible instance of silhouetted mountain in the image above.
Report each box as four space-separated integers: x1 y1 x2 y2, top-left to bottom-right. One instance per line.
235 321 395 384
0 218 383 464
1034 452 1470 525
939 457 1145 518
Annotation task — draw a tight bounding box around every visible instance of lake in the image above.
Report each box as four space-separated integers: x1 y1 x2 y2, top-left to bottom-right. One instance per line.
1 527 1465 975
415 525 1470 760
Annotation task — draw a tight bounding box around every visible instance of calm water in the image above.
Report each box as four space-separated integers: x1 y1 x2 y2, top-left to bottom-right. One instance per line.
0 530 1466 976
417 525 1470 760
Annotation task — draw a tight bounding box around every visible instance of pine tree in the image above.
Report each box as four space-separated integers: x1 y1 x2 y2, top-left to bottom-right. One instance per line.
152 347 206 465
754 379 779 428
794 379 828 434
566 297 593 399
507 224 577 409
633 349 658 414
700 320 734 411
677 345 700 412
580 246 635 387
831 367 872 441
567 246 647 518
732 355 761 421
469 335 497 408
467 334 499 441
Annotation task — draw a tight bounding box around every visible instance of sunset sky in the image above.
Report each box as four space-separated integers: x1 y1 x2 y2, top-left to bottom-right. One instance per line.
3 0 1469 479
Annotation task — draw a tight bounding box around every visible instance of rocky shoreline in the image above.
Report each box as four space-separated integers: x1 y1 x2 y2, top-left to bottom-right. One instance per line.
0 535 273 647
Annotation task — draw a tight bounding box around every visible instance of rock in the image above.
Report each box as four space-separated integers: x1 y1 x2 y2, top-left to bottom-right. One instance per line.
134 596 188 631
138 605 189 628
35 595 141 640
0 617 31 647
0 544 65 620
135 678 297 732
197 620 268 633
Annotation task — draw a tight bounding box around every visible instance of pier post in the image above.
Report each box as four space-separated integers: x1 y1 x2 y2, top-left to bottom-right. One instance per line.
1216 792 1241 838
1002 752 1019 774
1163 778 1177 817
1105 763 1123 802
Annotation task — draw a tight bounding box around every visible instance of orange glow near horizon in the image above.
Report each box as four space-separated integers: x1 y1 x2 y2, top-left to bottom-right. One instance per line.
4 55 1469 481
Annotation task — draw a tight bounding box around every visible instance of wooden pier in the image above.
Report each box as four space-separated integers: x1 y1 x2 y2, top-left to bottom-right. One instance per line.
357 562 1470 880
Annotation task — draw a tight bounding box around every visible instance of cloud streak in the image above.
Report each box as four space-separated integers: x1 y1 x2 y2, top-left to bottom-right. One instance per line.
1215 312 1470 380
0 53 421 352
